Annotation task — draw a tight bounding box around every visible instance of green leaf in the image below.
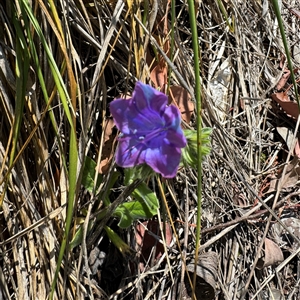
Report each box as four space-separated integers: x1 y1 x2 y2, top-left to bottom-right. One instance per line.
124 167 135 185
102 171 120 206
114 182 159 228
131 182 159 212
124 165 153 185
82 156 102 192
182 128 212 167
103 226 135 258
114 204 134 228
69 220 94 249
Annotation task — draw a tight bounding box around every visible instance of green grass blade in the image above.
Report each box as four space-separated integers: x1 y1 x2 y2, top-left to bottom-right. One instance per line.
11 14 29 168
0 8 31 207
186 1 202 299
271 0 300 109
18 2 67 172
21 1 75 126
18 1 79 298
216 0 234 32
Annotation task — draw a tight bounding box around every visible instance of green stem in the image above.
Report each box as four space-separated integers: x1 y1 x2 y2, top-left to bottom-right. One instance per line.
186 1 202 299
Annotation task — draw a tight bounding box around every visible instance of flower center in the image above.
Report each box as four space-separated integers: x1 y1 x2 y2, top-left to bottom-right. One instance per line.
118 127 168 152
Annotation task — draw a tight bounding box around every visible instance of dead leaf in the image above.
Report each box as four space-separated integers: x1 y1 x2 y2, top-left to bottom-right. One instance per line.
208 58 232 121
185 252 218 300
271 92 299 119
148 15 170 92
169 86 194 123
135 220 172 267
283 2 300 20
268 157 300 193
277 127 295 151
271 217 300 251
276 127 300 158
150 63 167 91
98 118 115 174
276 69 290 91
103 118 114 143
294 138 300 158
98 155 113 174
256 238 284 269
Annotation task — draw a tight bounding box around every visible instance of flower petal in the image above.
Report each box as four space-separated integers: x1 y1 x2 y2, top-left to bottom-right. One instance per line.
144 143 182 178
111 82 186 178
110 99 133 134
163 105 182 130
110 82 167 135
165 130 187 148
115 137 146 167
134 82 168 115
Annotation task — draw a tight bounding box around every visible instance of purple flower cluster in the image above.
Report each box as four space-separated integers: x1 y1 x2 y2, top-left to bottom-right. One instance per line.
110 82 186 178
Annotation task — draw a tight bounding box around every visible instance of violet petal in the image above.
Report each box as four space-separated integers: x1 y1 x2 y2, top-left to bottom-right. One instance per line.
110 81 187 178
115 137 146 167
144 143 182 178
134 82 168 115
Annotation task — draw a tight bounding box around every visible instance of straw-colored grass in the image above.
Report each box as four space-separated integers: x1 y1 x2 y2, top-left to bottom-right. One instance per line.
0 0 300 299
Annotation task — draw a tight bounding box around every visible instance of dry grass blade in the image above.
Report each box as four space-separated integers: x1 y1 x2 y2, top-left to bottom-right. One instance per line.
1 0 300 299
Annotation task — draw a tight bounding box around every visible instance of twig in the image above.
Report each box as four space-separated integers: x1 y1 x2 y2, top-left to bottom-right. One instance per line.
201 190 300 235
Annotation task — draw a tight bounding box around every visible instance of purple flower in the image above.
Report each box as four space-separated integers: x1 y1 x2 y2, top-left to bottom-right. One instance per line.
110 82 187 178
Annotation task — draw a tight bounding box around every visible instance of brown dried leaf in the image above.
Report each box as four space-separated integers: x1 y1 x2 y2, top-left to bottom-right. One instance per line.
148 33 169 92
98 154 113 175
268 157 300 193
276 69 290 91
135 220 172 263
169 86 194 123
256 238 284 269
294 138 300 158
103 118 114 143
271 92 299 119
98 119 115 174
150 63 167 91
